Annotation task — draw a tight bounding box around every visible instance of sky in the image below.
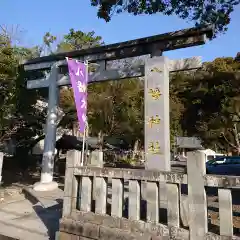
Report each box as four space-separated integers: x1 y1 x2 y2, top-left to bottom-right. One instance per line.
0 0 240 62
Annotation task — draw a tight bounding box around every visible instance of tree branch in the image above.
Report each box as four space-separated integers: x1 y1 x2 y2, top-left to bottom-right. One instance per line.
221 132 237 149
233 123 240 147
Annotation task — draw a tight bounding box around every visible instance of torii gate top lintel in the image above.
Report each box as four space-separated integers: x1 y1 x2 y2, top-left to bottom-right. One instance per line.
23 25 213 72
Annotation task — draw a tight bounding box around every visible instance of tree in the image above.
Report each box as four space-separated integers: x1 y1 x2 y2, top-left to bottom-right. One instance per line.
87 78 144 144
41 32 57 56
179 57 240 153
0 31 18 143
90 0 239 35
0 26 49 157
169 72 186 146
56 29 104 135
57 28 103 52
55 29 146 146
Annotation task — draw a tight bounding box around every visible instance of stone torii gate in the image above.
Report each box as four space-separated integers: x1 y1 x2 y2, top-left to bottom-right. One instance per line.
22 26 213 191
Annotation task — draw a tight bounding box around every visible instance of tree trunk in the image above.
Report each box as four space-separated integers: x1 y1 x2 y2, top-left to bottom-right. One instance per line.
132 139 139 160
98 131 103 151
72 122 79 136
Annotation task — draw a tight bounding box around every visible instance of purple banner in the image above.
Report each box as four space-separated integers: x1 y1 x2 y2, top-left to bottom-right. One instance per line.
66 59 88 133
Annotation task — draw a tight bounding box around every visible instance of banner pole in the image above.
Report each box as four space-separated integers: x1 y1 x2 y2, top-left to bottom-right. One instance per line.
80 60 89 166
80 120 89 166
81 127 86 166
85 120 89 164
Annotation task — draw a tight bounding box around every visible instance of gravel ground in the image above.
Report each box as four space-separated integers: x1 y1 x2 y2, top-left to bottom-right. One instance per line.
206 195 240 233
106 179 240 235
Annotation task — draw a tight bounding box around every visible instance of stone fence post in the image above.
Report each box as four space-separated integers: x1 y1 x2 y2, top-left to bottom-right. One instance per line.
187 150 208 240
62 150 80 217
89 150 103 167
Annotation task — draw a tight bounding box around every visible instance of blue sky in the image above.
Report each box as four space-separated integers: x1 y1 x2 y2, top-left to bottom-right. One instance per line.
0 0 239 62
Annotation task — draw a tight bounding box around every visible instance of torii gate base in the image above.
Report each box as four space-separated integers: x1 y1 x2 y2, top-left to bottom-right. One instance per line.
34 181 58 192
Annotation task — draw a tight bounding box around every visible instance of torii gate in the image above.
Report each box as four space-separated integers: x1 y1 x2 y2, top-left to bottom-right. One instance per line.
23 26 213 191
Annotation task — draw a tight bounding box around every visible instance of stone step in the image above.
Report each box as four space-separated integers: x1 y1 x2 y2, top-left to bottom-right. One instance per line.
22 187 63 209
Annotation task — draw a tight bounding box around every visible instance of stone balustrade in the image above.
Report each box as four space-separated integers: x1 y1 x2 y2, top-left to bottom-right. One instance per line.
59 150 240 240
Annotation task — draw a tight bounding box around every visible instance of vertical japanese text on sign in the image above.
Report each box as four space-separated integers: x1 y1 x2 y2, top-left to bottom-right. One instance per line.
148 141 162 155
149 88 162 100
66 59 88 133
148 84 162 155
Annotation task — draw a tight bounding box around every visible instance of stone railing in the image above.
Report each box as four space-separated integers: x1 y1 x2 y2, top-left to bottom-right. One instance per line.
59 150 240 240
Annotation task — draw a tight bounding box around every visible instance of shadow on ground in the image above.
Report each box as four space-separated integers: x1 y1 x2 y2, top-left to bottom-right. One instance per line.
22 188 63 240
32 200 63 240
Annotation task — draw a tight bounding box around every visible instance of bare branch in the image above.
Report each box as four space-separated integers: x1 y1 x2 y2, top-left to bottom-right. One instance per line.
0 120 25 143
0 24 25 45
221 132 237 149
232 123 240 146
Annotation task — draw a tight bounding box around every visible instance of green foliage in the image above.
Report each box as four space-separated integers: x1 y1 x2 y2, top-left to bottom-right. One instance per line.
13 44 47 149
87 78 144 142
179 58 240 152
57 29 105 134
43 32 57 54
0 33 18 141
0 28 46 151
59 77 144 144
57 28 103 52
90 0 239 35
117 157 137 166
56 28 145 144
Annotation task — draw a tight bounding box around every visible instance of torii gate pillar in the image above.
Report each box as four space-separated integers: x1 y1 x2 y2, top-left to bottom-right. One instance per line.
33 64 60 191
145 56 171 171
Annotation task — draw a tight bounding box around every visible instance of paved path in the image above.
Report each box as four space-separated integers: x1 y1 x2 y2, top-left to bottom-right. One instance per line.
0 188 63 240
